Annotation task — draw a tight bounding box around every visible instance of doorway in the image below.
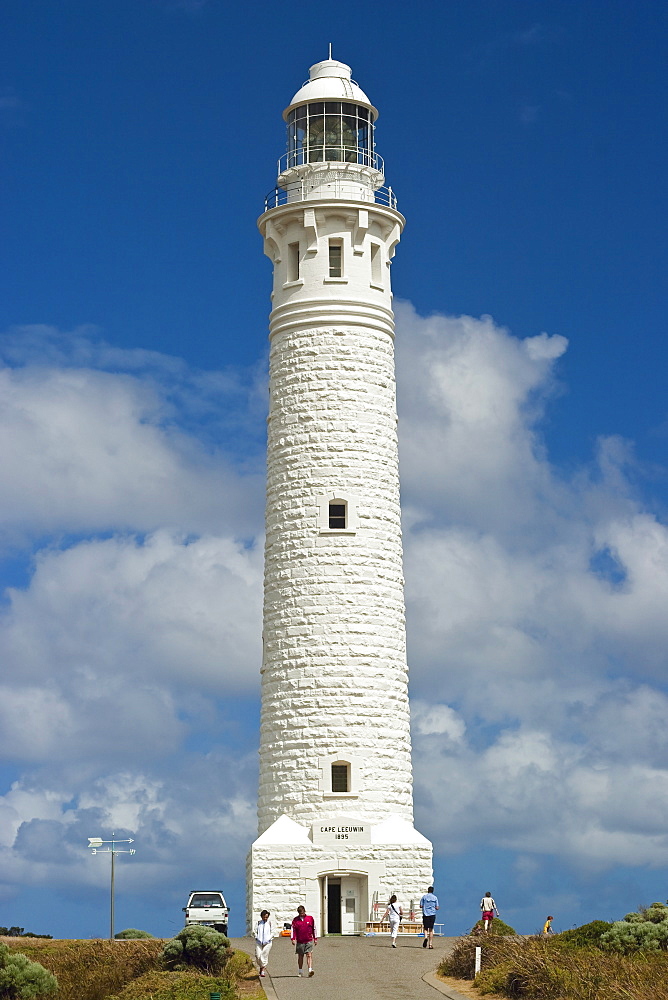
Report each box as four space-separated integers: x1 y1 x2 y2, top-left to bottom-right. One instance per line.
320 873 367 935
326 879 341 934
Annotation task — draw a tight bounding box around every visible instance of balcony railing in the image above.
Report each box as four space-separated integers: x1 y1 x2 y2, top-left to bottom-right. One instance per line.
278 150 385 173
263 181 397 212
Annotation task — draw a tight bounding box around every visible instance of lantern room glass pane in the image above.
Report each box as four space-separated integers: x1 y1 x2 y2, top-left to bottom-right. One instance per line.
307 115 325 161
286 103 375 168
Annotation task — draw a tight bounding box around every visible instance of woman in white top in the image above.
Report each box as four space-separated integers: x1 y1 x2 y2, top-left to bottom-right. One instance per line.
255 909 275 978
381 895 403 947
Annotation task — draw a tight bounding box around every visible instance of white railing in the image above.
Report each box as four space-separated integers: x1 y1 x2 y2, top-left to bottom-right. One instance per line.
356 920 444 936
278 150 385 174
264 181 397 212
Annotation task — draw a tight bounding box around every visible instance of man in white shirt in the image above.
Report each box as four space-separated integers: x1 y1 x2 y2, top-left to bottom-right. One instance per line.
480 892 497 933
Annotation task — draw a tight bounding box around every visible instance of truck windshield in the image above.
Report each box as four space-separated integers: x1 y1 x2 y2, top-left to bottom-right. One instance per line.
190 894 223 907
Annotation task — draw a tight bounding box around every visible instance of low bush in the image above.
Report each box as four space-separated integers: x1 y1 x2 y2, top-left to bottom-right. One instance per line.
106 970 235 1000
555 920 612 949
3 938 163 1000
162 926 231 974
225 949 255 979
601 902 668 953
471 918 517 936
441 934 512 979
0 941 58 998
440 933 668 999
114 929 155 939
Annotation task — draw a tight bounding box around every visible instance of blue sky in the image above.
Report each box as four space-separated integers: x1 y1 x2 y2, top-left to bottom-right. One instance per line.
0 0 667 939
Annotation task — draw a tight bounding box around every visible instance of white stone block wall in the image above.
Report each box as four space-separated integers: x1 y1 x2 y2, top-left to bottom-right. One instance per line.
247 839 434 933
258 197 415 833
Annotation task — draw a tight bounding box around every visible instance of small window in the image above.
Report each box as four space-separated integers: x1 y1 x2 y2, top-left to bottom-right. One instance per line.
370 243 382 285
329 502 346 529
287 242 300 282
331 763 350 793
329 240 343 278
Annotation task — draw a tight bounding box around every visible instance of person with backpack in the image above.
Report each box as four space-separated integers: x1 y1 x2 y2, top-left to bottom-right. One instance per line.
381 895 403 947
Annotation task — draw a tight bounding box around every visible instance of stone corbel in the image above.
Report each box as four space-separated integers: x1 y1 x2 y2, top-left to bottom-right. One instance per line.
352 208 369 255
263 220 281 262
303 208 318 255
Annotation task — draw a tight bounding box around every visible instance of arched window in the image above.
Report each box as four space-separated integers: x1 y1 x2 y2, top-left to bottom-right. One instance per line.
318 494 358 534
331 762 350 793
319 751 363 796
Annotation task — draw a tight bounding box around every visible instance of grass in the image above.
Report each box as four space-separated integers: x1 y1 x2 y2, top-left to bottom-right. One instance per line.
440 933 668 1000
0 936 262 1000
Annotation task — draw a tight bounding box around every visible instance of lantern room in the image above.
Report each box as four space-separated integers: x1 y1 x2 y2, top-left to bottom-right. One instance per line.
283 59 379 170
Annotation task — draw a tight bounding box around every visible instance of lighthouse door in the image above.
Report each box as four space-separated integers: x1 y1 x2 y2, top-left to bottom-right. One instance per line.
340 876 362 935
324 877 342 934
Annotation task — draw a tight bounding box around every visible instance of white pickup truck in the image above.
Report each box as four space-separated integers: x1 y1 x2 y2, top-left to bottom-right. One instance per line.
182 890 229 936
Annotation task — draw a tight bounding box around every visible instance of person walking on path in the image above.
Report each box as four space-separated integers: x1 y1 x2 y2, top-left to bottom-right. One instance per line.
419 886 439 949
542 915 554 936
480 892 498 933
254 909 275 978
291 904 317 977
381 895 403 947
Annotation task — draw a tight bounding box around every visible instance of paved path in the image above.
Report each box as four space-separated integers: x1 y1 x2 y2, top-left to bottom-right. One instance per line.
230 936 470 1000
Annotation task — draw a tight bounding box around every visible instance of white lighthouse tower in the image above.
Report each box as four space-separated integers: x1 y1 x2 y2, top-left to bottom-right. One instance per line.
247 57 432 935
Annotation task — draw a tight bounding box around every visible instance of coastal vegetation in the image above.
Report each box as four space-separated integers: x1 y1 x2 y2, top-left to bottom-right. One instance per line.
0 935 260 1000
440 905 668 1000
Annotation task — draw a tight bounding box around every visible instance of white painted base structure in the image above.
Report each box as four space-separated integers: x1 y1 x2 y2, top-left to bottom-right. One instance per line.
247 815 432 935
247 58 433 934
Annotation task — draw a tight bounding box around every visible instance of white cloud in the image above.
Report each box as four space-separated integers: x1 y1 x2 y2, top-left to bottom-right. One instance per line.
0 326 265 543
0 530 263 763
395 304 668 871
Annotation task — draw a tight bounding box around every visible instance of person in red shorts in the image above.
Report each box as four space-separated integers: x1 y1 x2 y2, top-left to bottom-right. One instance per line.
291 905 317 977
480 892 498 932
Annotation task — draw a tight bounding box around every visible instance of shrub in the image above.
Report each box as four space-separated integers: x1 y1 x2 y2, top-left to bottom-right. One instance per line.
601 902 668 953
441 934 513 980
471 917 517 936
114 929 155 939
555 920 612 949
3 938 163 1000
161 926 231 974
106 970 235 1000
0 941 58 998
441 933 668 999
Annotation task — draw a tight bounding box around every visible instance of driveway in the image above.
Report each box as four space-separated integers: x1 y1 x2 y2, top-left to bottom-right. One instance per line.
230 935 470 1000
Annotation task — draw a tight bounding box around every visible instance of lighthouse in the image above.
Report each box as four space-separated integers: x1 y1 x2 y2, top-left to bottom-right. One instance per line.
247 57 433 935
